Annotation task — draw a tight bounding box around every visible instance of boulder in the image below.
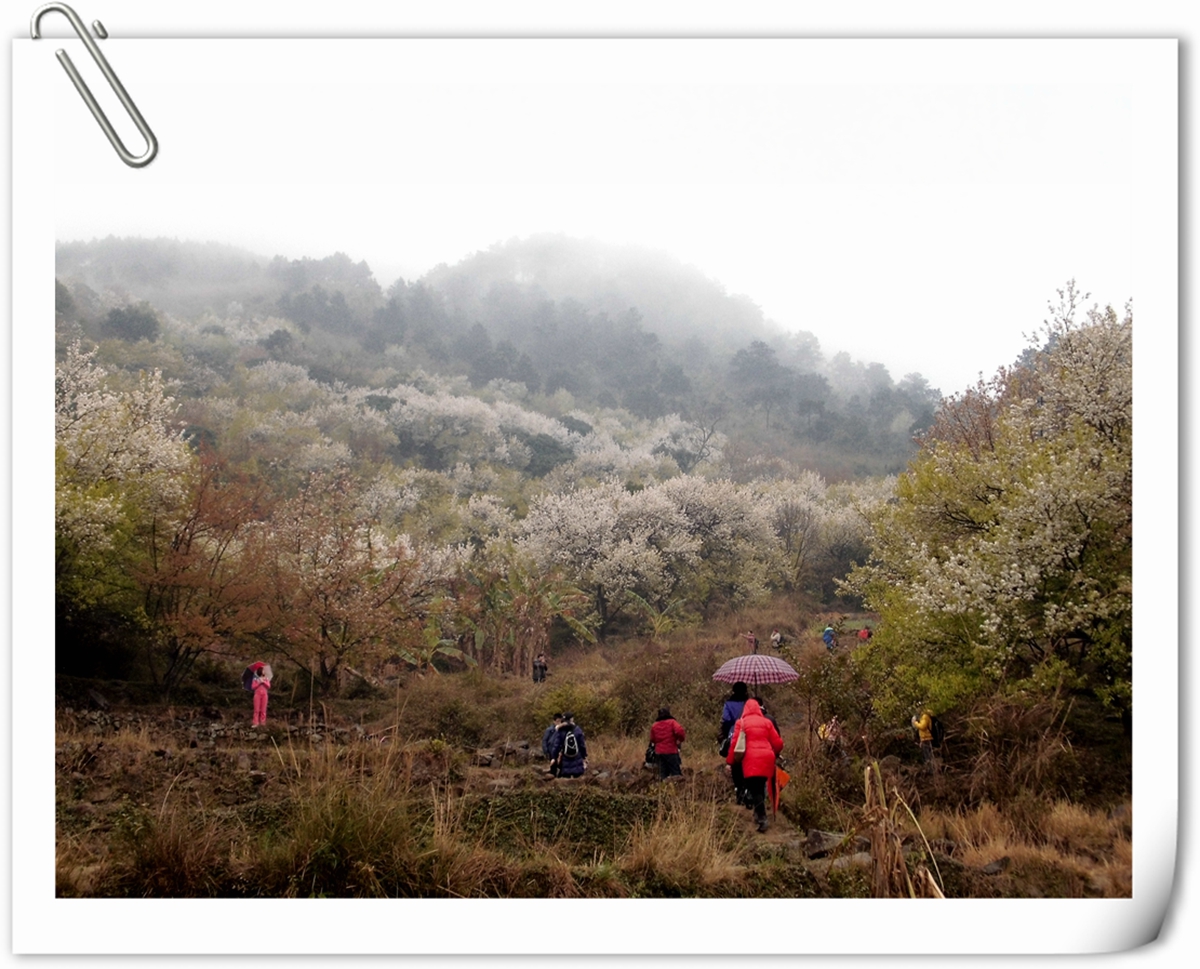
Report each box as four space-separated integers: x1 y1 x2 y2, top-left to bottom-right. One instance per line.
981 856 1011 875
829 852 873 870
804 829 868 859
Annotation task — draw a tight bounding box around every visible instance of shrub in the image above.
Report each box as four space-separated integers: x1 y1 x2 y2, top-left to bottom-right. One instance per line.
532 684 619 736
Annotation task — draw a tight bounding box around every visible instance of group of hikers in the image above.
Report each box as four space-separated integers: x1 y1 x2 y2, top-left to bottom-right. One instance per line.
538 680 943 831
739 623 873 655
537 680 788 834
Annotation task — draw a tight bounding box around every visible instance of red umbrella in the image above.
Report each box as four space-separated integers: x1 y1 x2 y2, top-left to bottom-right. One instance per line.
712 653 798 688
242 661 272 691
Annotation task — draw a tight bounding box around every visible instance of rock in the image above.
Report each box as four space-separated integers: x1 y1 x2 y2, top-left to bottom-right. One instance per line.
237 754 251 771
500 741 533 762
805 829 847 859
878 755 902 775
829 852 873 870
981 856 1011 875
87 690 110 711
475 749 496 767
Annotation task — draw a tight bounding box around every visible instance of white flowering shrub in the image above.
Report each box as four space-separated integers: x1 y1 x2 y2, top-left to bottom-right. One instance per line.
844 285 1132 721
56 342 194 602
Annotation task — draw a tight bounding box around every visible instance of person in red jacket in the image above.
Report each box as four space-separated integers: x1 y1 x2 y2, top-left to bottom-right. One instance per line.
649 706 687 780
725 698 783 832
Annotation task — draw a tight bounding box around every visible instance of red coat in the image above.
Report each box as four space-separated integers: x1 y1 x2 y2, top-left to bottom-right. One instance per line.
650 717 686 755
725 699 783 778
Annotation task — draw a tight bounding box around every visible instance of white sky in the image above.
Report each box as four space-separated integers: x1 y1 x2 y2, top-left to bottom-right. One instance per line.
49 38 1145 397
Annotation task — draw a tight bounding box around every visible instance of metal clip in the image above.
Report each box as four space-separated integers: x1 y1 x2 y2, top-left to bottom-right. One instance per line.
31 3 158 168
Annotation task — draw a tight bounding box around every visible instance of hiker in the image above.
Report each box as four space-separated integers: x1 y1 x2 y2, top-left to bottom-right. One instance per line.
542 712 564 763
550 711 588 778
823 625 836 651
770 629 782 650
754 697 780 732
251 668 271 726
724 698 784 833
532 652 548 683
718 682 750 805
743 630 759 653
649 706 687 780
857 626 871 643
911 706 937 774
818 715 848 764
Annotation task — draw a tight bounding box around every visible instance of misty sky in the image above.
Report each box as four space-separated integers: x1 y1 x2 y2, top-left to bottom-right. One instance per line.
51 38 1151 397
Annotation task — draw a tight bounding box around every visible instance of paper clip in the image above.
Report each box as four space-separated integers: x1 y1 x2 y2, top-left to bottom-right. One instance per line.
31 3 158 167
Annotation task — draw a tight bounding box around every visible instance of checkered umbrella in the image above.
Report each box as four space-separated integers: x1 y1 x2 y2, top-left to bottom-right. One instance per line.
712 653 798 687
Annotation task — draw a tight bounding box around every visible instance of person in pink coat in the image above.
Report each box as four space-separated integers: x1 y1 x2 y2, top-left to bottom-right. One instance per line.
252 670 271 726
724 698 783 832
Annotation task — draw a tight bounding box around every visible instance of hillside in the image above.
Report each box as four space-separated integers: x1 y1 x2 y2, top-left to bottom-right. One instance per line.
56 234 940 479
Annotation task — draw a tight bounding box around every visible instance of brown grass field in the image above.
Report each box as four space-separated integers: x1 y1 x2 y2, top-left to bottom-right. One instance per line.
55 608 1132 899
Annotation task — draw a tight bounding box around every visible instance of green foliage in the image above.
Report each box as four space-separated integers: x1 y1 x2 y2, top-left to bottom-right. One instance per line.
532 685 620 736
102 303 161 342
843 287 1132 723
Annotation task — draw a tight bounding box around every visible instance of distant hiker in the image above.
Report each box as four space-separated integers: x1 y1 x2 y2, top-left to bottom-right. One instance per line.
251 669 271 726
770 629 782 650
550 711 588 778
532 652 548 683
649 706 687 780
724 698 784 833
823 625 837 651
718 682 750 805
818 715 848 764
542 712 564 764
857 627 871 643
911 707 937 774
743 631 759 653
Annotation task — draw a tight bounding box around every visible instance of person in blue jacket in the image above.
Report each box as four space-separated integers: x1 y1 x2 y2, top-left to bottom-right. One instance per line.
718 681 750 805
542 712 564 763
823 625 837 651
550 711 588 778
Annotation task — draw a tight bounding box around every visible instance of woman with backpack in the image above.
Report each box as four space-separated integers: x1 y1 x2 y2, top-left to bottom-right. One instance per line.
550 711 588 778
911 707 939 774
649 706 686 780
724 698 784 833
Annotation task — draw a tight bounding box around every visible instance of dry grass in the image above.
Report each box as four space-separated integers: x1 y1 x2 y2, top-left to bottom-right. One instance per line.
910 799 1132 898
54 619 1132 899
620 797 747 890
